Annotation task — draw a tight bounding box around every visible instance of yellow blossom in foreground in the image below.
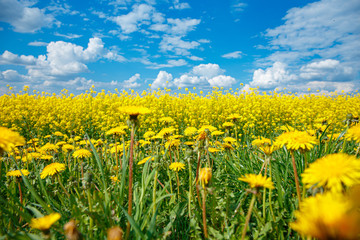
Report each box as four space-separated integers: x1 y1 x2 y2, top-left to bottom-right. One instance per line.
169 162 185 172
0 126 25 153
238 174 274 189
291 192 360 240
6 169 30 177
184 127 198 136
302 153 360 192
199 168 212 188
72 149 92 159
40 163 66 179
276 130 317 152
30 213 61 231
345 124 360 143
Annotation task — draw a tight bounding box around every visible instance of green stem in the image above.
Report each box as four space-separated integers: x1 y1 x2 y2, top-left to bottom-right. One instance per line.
87 189 93 238
57 175 70 198
126 125 135 239
241 194 256 240
268 160 275 222
291 152 302 206
153 170 158 215
188 158 192 218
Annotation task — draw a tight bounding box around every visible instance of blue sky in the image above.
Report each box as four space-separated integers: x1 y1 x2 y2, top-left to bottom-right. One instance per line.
0 0 359 94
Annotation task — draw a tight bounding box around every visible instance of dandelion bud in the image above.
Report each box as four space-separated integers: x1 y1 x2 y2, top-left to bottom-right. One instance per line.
64 220 82 240
199 168 212 188
107 226 123 240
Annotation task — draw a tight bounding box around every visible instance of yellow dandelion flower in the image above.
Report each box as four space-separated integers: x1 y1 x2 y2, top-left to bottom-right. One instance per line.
345 124 360 143
40 155 53 161
62 144 75 153
226 113 241 120
222 122 235 128
302 153 360 192
165 139 181 149
211 130 224 136
143 130 155 139
198 125 217 134
224 137 236 143
30 213 61 231
199 168 212 188
40 163 66 179
119 106 151 117
40 143 59 153
156 127 176 139
159 117 175 123
54 131 64 137
137 156 153 165
276 130 317 152
291 192 360 240
169 162 185 172
72 149 92 159
110 176 120 182
238 174 274 189
184 127 198 136
56 141 67 146
6 169 30 177
106 126 128 136
208 147 221 153
0 126 25 153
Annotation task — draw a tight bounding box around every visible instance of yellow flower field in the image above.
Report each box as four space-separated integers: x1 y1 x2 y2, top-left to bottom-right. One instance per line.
0 86 360 239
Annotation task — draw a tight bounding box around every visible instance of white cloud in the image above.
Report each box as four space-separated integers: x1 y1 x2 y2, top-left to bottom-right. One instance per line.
160 35 200 55
264 0 360 66
151 63 237 89
171 0 190 10
0 50 37 65
54 32 82 39
232 2 247 12
208 75 236 87
166 18 200 35
192 63 224 78
122 73 141 88
188 56 203 61
28 41 48 46
0 69 29 82
0 0 56 33
251 62 295 89
148 59 187 69
222 51 243 59
112 4 155 34
151 71 173 89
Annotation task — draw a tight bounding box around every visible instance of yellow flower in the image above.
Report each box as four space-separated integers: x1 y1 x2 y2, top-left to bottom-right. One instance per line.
54 131 64 137
238 174 274 189
211 130 224 136
222 122 235 128
156 127 176 139
345 124 360 143
302 153 360 192
226 113 241 120
199 168 212 188
0 126 25 153
119 106 151 116
276 130 317 152
208 147 221 153
72 149 92 159
184 127 198 136
291 192 360 240
62 144 75 153
30 213 61 231
143 130 155 139
40 163 66 179
223 137 236 143
169 162 185 172
6 169 30 177
159 116 175 123
137 156 153 165
110 176 120 182
40 143 59 153
106 126 128 136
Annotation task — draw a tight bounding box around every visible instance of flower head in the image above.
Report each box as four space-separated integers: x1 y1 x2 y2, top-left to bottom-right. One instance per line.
40 163 66 179
238 174 274 189
345 124 360 143
302 153 360 192
291 192 360 240
119 106 151 117
199 168 212 188
0 127 25 153
40 143 59 153
137 156 153 165
106 126 128 136
6 169 30 178
169 162 185 172
72 149 92 159
30 213 61 231
276 130 317 152
184 127 198 136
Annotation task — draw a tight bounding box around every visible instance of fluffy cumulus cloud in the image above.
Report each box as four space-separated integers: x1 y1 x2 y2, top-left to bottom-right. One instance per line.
0 37 126 89
249 59 357 92
0 0 56 33
122 73 141 89
151 63 236 89
151 71 173 89
252 0 360 92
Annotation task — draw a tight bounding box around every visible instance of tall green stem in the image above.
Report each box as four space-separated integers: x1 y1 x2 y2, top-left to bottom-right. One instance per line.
125 126 135 239
291 152 302 206
241 194 256 240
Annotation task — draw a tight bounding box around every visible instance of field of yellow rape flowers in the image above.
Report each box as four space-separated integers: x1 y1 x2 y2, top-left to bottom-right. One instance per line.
1 86 360 239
